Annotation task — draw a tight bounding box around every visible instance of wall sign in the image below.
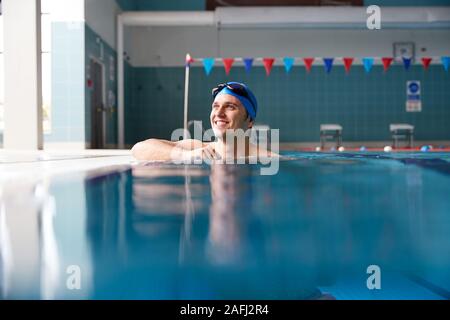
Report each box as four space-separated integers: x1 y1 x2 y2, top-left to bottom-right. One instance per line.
406 80 421 112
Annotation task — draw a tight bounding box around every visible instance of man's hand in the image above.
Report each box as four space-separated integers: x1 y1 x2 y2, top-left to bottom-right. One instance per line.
181 144 221 163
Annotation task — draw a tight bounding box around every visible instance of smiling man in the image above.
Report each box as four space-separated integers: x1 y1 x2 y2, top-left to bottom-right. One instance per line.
131 82 276 162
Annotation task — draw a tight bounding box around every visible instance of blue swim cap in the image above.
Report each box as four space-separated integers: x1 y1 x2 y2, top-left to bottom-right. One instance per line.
214 82 258 120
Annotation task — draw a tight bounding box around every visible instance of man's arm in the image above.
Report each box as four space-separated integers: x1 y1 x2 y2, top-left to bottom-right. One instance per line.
131 138 205 161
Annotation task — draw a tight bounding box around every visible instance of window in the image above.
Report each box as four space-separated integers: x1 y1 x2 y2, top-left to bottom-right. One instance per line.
0 1 53 139
0 14 4 135
42 0 52 133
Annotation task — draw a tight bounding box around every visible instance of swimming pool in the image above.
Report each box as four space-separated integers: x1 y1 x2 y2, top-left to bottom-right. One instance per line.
1 151 449 300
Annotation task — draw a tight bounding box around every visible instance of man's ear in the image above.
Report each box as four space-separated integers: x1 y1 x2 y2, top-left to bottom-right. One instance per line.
247 118 254 129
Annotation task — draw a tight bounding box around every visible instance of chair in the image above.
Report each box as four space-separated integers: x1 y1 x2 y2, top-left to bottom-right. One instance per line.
320 124 342 149
390 123 414 148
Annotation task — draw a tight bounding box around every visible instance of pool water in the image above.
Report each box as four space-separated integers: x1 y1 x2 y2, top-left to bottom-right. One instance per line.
1 152 449 299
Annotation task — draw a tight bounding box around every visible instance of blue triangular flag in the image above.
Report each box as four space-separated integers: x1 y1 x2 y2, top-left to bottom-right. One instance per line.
362 57 374 73
442 56 450 72
202 58 215 75
402 57 412 70
243 58 254 73
283 57 295 73
323 58 334 73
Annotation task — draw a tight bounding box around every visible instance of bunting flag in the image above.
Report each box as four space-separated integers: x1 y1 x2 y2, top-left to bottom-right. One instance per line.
402 57 412 70
343 57 354 74
202 58 215 75
222 58 234 75
190 55 448 76
421 57 432 70
263 58 275 76
381 57 393 72
303 57 314 73
323 58 334 74
283 57 295 73
185 53 194 67
362 57 374 73
442 56 450 72
243 58 254 73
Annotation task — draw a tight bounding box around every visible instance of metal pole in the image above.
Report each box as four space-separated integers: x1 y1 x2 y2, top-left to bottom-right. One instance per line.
117 15 124 149
183 59 190 139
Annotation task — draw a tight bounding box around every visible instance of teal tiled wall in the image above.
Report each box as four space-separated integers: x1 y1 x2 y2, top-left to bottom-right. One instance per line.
116 0 205 11
132 0 205 10
125 63 450 144
124 61 137 144
115 0 137 11
124 67 184 144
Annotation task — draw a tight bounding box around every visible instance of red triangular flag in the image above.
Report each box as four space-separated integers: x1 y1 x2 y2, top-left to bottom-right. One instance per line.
263 58 275 76
421 57 432 70
381 57 393 72
222 58 234 75
343 57 354 74
303 57 314 73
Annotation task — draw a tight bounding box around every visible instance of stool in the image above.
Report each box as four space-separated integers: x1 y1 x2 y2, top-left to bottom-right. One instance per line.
390 123 414 148
320 124 343 149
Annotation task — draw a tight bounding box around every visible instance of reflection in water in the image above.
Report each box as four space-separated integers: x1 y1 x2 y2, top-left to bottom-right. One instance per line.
179 166 196 264
206 164 254 265
87 159 450 299
2 153 450 299
0 182 61 299
405 167 424 252
0 176 95 299
128 163 323 299
0 197 13 298
35 183 60 300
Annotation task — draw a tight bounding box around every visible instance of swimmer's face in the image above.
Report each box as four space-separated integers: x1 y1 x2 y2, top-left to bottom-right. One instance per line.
210 94 253 139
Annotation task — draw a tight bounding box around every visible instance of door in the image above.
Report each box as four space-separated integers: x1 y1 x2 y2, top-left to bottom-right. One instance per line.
90 59 104 149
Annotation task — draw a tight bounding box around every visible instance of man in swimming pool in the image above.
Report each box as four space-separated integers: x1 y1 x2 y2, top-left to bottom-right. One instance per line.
131 82 277 163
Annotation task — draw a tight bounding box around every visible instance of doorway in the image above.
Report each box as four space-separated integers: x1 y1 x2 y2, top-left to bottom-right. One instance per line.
90 59 105 149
